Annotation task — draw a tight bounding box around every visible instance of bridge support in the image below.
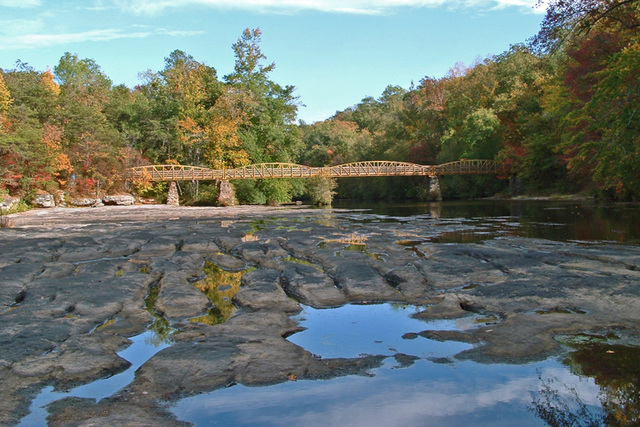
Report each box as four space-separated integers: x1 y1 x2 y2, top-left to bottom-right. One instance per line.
217 180 236 206
428 176 442 201
167 182 179 206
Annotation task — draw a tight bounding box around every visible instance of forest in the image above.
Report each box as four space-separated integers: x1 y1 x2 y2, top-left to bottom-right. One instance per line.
1 0 639 207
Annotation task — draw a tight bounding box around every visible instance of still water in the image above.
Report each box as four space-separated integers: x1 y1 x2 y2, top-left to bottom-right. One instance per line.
172 200 640 426
333 199 640 244
173 304 607 426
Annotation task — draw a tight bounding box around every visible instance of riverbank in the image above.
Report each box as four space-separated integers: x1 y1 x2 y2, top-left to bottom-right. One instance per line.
1 204 639 425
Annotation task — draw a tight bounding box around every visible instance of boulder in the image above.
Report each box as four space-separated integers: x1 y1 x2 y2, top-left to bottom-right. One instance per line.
0 196 20 212
54 190 67 207
32 192 55 208
102 194 136 206
69 198 100 207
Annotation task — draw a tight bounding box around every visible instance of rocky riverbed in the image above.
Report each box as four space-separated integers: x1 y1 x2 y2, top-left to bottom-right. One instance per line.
1 204 639 426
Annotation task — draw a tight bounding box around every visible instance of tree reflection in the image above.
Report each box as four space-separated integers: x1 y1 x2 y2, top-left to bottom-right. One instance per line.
190 261 251 325
531 343 640 426
144 282 174 344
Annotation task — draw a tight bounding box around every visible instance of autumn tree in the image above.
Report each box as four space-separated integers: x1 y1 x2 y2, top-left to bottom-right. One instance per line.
0 64 71 195
533 0 640 53
55 53 124 194
0 72 12 114
533 0 640 198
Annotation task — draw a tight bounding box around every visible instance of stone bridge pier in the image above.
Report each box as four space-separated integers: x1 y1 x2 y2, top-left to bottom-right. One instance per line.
167 182 179 206
165 180 236 206
217 180 236 206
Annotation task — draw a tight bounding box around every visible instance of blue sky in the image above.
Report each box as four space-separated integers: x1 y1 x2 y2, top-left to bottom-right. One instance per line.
0 0 546 123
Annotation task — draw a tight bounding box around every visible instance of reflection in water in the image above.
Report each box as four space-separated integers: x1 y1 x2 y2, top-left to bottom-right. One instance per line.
531 343 640 426
530 372 605 426
333 200 640 244
19 331 171 427
343 243 385 261
144 280 174 344
190 261 251 325
172 304 608 426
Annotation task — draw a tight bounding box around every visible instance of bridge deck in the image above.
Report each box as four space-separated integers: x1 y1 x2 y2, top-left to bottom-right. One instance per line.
129 160 507 182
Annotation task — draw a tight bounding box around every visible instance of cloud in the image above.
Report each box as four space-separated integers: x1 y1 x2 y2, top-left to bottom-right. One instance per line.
115 0 543 15
174 364 601 426
0 0 41 7
0 26 204 50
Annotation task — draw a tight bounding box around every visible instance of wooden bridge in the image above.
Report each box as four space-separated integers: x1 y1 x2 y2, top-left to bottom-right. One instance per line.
129 159 507 182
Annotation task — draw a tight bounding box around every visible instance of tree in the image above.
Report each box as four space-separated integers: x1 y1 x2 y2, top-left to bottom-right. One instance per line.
54 53 124 194
533 0 640 53
225 28 302 204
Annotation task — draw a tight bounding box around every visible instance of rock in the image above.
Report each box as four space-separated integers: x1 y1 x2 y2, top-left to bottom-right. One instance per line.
32 192 55 208
217 180 236 206
167 182 179 206
155 271 212 320
69 198 99 207
136 197 157 204
280 261 348 308
0 196 20 212
102 194 135 206
333 261 399 301
53 190 66 207
2 205 640 426
233 269 301 313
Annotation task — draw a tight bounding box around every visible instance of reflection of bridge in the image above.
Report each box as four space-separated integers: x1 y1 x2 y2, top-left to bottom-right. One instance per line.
130 159 507 182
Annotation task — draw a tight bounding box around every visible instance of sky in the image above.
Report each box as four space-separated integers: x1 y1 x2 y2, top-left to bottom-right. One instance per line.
0 0 547 123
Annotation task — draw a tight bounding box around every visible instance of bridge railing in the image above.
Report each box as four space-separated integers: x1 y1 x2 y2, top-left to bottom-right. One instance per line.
129 159 508 182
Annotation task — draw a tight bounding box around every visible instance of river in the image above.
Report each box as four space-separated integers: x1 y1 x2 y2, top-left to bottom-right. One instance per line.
170 199 640 426
3 200 638 426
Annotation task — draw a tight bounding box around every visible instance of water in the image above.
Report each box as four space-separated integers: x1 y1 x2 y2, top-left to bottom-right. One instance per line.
17 200 638 426
170 200 640 426
172 304 606 426
19 331 171 427
333 199 640 244
287 304 475 359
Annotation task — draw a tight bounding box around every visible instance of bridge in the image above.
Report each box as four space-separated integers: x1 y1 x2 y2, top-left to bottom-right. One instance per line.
128 159 508 206
129 159 507 182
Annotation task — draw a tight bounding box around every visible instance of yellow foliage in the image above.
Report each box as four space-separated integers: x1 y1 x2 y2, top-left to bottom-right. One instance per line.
131 169 153 194
0 73 13 113
177 116 204 147
201 88 251 169
40 69 60 96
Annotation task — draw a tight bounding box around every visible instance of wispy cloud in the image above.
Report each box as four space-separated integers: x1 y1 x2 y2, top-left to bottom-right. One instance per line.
115 0 544 15
0 26 203 50
0 0 41 7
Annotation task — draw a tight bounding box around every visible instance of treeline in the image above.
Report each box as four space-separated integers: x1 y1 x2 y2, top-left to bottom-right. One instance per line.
0 28 304 205
301 0 640 200
1 1 639 205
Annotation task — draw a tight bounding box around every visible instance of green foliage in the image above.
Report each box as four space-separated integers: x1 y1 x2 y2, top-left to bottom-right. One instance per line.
225 28 302 168
306 176 337 206
233 180 266 205
2 13 640 202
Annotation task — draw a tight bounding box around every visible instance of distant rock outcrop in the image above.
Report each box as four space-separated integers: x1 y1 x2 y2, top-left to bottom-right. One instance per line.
102 194 136 206
33 192 55 208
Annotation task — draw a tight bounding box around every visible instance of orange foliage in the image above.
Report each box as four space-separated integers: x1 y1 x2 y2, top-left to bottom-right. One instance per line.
41 123 73 181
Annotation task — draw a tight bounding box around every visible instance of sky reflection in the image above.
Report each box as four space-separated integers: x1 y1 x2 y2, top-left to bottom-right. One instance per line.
171 304 604 426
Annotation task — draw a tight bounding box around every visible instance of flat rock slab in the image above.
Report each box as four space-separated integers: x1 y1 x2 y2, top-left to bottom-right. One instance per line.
0 205 639 426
